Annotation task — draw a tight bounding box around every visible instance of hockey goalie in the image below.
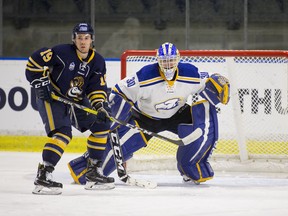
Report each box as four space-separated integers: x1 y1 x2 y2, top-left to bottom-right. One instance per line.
68 42 230 186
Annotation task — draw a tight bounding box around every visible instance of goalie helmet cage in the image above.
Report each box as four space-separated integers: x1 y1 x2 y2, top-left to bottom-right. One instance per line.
121 50 288 173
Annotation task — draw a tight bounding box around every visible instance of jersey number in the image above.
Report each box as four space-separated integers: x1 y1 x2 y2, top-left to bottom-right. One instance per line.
40 49 53 62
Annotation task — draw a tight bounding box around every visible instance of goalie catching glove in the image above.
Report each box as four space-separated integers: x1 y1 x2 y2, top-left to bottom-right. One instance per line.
31 76 52 102
200 73 230 105
93 101 111 124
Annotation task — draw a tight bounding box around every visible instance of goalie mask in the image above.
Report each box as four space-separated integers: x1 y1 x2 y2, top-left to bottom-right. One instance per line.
72 23 94 41
200 73 230 105
156 42 180 80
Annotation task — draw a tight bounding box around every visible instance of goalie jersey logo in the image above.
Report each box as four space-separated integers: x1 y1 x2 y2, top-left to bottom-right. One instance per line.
155 98 180 111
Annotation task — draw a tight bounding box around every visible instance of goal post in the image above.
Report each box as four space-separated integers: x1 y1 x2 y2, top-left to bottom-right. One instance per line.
120 50 288 172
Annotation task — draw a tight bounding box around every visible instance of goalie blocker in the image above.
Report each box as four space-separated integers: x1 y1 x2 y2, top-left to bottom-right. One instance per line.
68 73 230 185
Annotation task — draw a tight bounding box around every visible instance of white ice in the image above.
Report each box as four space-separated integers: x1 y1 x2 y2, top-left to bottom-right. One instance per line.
1 152 288 216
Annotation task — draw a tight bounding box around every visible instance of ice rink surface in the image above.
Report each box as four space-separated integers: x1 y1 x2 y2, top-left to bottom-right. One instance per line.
1 152 288 216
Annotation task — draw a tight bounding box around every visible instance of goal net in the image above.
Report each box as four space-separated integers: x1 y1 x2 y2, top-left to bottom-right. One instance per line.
120 50 288 173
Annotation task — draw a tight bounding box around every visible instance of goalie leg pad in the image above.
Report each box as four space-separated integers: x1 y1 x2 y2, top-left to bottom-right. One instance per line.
177 101 219 183
176 134 215 182
178 161 214 183
102 124 147 175
109 93 133 131
68 152 89 185
178 123 203 144
68 120 147 184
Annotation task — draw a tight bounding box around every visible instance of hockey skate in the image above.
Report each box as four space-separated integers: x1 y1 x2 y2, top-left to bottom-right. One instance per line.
85 159 115 190
32 163 63 195
182 175 201 185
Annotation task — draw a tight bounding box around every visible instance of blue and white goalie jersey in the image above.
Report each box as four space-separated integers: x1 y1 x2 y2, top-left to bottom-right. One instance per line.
112 62 206 119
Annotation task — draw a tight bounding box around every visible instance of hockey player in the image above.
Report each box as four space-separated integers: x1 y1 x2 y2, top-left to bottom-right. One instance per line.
26 23 114 195
68 42 230 185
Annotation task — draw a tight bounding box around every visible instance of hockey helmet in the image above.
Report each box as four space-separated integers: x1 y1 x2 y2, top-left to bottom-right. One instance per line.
72 23 94 40
156 42 180 80
199 73 230 105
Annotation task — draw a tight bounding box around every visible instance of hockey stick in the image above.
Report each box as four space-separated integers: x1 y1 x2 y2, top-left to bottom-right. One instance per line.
51 94 202 146
109 129 157 189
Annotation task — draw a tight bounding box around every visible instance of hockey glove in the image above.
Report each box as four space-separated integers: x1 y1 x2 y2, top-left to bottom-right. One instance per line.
200 73 230 105
93 102 111 124
31 76 52 102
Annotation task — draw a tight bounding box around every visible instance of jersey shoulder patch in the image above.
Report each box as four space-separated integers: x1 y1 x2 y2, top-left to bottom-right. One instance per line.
137 63 164 87
177 63 200 84
178 63 199 77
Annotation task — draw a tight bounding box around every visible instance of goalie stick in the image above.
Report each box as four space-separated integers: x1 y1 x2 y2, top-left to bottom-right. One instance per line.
50 94 202 146
109 129 157 189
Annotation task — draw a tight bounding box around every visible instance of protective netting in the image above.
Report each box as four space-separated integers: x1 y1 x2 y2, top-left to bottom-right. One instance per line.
123 51 288 172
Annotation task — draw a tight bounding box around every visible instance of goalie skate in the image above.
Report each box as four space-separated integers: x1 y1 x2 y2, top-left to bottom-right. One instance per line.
32 163 63 195
182 175 201 185
84 160 115 190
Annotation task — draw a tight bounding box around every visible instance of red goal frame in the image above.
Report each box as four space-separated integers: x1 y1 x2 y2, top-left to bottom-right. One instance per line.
120 50 288 79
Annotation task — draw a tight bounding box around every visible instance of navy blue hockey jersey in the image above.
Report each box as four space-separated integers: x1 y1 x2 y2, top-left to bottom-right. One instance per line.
26 44 108 105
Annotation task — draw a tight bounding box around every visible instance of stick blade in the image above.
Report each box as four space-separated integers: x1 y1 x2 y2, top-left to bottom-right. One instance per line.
126 176 157 189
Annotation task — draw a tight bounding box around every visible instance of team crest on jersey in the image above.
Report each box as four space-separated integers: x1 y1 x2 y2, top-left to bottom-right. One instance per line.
77 63 90 76
67 76 84 100
69 62 75 71
155 98 180 111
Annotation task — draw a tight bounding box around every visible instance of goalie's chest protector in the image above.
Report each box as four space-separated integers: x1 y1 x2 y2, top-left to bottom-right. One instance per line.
135 63 204 119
